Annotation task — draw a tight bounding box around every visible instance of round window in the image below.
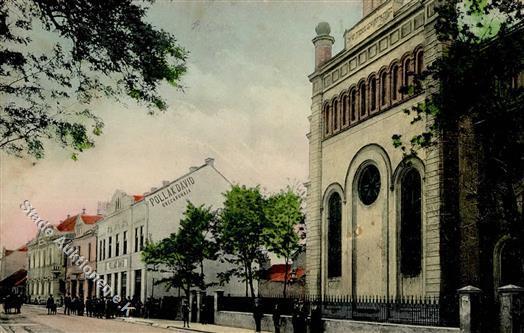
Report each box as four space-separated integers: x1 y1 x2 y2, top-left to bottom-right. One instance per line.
358 164 381 205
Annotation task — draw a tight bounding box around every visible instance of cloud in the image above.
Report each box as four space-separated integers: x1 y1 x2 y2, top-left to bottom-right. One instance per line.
0 1 361 249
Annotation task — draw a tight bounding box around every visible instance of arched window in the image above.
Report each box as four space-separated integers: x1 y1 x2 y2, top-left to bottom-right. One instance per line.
328 192 342 278
380 71 388 106
391 64 399 101
359 82 367 117
369 76 377 112
416 50 424 75
333 99 339 131
342 93 349 127
350 88 357 122
400 168 422 277
403 57 413 96
323 104 330 136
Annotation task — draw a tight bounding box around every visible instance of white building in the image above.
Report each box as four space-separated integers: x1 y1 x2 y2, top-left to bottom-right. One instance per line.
96 158 242 301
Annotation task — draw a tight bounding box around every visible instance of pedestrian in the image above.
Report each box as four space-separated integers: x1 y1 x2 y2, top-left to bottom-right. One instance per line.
310 304 323 333
64 294 71 315
292 299 301 333
273 304 282 333
200 302 208 325
144 297 152 318
46 295 55 315
253 297 263 333
182 301 190 328
78 297 84 316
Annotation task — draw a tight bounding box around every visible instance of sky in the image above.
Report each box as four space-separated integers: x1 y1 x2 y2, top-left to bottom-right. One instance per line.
0 1 362 250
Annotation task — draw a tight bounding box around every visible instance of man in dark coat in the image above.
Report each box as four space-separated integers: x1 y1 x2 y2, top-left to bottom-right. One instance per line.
64 294 71 315
46 295 55 315
310 304 323 333
272 304 282 333
253 297 263 333
182 301 190 328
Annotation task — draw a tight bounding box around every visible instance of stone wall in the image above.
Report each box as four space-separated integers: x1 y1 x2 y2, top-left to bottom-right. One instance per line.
214 310 460 333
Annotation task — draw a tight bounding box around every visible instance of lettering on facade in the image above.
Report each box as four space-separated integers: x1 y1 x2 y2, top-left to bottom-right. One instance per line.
148 176 195 209
346 6 393 48
106 258 127 270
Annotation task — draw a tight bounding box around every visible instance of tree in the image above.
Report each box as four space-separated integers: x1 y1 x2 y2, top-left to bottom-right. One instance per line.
392 0 523 327
142 202 216 302
1 0 187 159
214 185 267 299
263 187 305 298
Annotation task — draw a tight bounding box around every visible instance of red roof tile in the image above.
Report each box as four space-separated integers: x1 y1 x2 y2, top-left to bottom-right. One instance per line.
266 265 305 282
56 214 102 231
81 215 103 225
133 195 144 202
17 245 28 252
56 215 78 231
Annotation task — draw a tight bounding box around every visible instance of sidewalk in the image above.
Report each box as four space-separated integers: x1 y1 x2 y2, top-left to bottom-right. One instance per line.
119 317 270 333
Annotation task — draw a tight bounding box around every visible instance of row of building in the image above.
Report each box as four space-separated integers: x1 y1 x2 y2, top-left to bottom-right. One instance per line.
1 158 248 304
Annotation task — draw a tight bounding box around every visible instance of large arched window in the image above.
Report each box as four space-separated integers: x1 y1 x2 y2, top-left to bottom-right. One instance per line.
400 168 422 277
359 82 367 118
328 192 342 278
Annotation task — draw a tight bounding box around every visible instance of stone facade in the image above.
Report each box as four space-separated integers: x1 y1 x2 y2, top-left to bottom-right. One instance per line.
65 213 102 302
96 158 244 302
27 224 72 303
306 0 442 299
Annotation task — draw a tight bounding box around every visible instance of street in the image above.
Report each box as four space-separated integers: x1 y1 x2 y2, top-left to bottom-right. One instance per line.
0 306 185 333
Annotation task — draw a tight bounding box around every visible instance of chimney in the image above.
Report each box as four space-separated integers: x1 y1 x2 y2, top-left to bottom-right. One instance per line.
67 214 70 218
313 22 335 71
205 157 215 167
189 166 198 172
162 180 170 187
82 208 86 215
150 187 158 192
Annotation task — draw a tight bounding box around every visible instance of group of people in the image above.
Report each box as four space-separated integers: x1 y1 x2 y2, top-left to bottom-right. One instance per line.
253 299 323 333
2 293 23 314
62 294 144 318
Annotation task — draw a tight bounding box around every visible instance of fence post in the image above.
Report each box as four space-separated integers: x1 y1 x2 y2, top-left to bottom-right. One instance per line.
458 286 482 333
196 290 205 323
214 290 224 317
498 284 524 333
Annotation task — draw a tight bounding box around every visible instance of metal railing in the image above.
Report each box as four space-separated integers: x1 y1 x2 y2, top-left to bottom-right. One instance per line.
218 294 444 327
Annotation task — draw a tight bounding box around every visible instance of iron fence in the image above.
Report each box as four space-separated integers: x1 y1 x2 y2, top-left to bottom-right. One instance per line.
218 294 445 327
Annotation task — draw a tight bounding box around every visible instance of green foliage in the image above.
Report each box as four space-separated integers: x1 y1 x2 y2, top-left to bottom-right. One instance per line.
1 0 188 159
264 188 304 260
214 185 268 298
393 0 523 172
214 185 305 298
142 202 216 299
263 187 305 297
